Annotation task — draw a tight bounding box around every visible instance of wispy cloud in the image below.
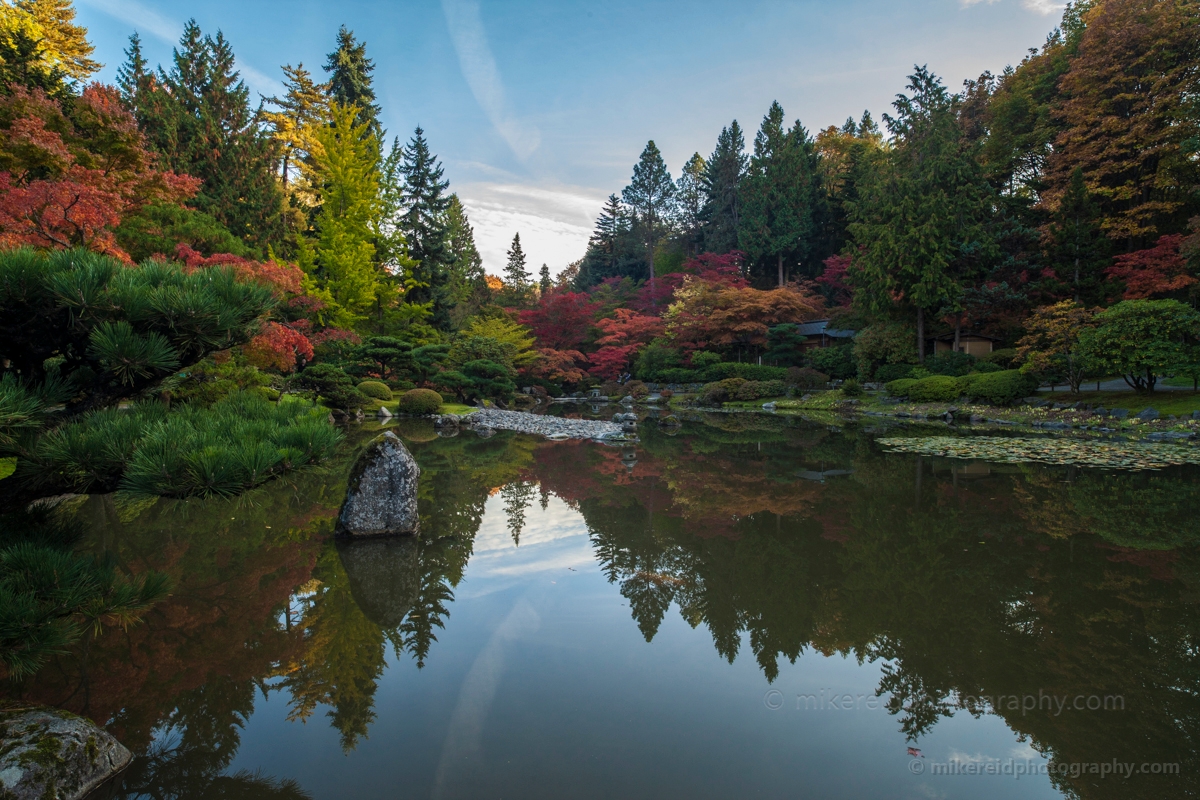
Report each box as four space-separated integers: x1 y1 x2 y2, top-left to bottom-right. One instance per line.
80 0 282 96
440 0 541 161
1022 0 1066 14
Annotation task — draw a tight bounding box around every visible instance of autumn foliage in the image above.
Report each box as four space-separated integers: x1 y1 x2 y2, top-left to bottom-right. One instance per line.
243 321 315 373
1106 234 1195 299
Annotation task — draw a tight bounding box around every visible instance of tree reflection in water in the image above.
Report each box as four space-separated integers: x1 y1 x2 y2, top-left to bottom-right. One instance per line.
6 417 1200 799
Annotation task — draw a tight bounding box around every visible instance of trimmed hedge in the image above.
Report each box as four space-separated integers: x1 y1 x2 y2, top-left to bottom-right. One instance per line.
356 380 393 400
875 363 915 383
397 388 444 414
701 363 789 382
885 378 918 396
906 375 963 403
960 370 1038 405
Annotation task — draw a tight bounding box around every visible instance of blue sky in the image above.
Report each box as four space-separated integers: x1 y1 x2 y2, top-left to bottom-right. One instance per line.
76 0 1063 275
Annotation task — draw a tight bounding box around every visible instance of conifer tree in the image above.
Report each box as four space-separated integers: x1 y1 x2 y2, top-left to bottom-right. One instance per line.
263 64 330 194
397 126 453 327
539 263 552 296
739 101 819 286
701 121 748 254
444 193 487 316
675 152 706 257
503 233 530 306
622 141 675 293
1047 167 1111 304
325 26 381 141
122 21 284 254
308 103 382 325
0 0 99 86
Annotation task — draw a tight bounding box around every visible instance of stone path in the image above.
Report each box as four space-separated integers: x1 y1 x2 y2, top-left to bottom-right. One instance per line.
464 409 624 440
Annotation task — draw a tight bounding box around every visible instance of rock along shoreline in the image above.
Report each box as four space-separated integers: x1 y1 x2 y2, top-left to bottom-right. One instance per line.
458 408 624 441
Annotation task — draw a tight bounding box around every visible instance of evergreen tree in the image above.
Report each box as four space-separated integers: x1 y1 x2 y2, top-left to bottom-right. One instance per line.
397 127 453 328
539 263 552 296
324 25 381 140
814 110 885 262
503 233 530 306
122 20 284 254
263 63 330 194
1047 167 1111 304
444 193 487 320
114 32 147 101
578 194 628 287
738 101 819 286
622 140 675 292
0 0 99 87
675 152 706 257
701 121 748 254
308 103 382 326
846 67 998 361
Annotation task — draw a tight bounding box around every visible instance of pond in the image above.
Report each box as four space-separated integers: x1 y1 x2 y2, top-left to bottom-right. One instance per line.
5 413 1199 799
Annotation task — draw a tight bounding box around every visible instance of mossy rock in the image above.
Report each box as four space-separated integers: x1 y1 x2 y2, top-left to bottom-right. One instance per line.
0 706 131 800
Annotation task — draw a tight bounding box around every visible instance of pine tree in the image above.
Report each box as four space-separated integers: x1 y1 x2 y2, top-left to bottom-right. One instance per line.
701 121 748 254
1047 167 1111 304
847 67 998 362
539 263 552 296
503 233 530 306
309 103 382 326
115 32 148 102
444 193 486 316
397 127 453 328
622 141 675 292
124 20 284 254
325 26 381 141
578 194 634 288
675 152 706 257
739 101 819 286
263 63 330 193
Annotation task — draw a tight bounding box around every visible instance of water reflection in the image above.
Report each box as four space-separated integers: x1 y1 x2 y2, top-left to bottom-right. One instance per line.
7 417 1200 798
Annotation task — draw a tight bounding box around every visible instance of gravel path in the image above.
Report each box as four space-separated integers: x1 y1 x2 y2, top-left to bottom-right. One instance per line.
464 409 624 440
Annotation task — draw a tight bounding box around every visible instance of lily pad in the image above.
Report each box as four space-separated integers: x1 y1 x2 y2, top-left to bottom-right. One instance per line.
876 436 1200 471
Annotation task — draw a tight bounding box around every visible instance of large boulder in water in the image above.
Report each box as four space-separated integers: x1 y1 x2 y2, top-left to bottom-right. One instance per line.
337 537 420 628
0 706 131 800
338 431 420 536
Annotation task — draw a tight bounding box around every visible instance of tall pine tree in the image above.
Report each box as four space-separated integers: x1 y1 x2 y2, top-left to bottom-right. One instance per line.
324 25 382 141
121 21 284 254
675 152 706 257
397 127 453 328
503 233 530 307
444 193 487 320
701 121 748 254
1047 166 1111 304
622 141 675 294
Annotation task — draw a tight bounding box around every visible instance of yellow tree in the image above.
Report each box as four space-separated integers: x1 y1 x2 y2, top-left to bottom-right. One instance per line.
262 63 329 204
1016 301 1098 393
0 0 100 82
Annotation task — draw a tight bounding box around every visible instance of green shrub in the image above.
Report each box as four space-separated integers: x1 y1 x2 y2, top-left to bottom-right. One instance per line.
25 392 340 497
874 363 914 383
691 351 722 369
841 378 864 398
972 361 1002 373
926 351 976 377
981 348 1018 369
697 378 747 405
657 368 699 384
356 380 393 401
906 375 963 403
787 366 829 391
701 363 789 382
173 359 273 406
397 388 444 414
807 345 857 380
885 378 918 396
959 369 1039 405
733 379 787 401
292 364 369 410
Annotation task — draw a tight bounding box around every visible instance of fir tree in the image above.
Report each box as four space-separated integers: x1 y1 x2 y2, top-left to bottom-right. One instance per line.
325 25 381 141
675 152 706 257
444 194 487 318
397 127 453 328
115 32 148 102
739 101 819 286
622 140 675 292
701 121 748 254
503 233 530 306
539 263 552 296
1047 167 1111 304
123 20 284 254
263 63 330 193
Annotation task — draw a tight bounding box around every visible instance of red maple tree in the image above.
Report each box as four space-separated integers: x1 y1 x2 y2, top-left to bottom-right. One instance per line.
517 291 600 350
1105 234 1195 299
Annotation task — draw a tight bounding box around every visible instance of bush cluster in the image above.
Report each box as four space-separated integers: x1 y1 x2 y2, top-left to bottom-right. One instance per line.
885 369 1037 406
697 378 785 405
24 392 340 497
787 366 830 391
356 380 392 401
397 388 443 414
290 364 369 410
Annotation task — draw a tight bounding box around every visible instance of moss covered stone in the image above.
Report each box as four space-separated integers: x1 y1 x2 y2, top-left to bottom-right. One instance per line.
0 706 130 800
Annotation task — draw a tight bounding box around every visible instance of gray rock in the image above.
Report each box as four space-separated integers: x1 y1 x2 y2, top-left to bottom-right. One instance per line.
337 432 420 537
377 405 392 418
1136 408 1159 421
1193 410 1200 420
337 537 418 628
1110 408 1130 419
433 414 460 427
0 707 130 800
620 395 634 406
761 401 778 410
474 427 496 438
1093 407 1107 416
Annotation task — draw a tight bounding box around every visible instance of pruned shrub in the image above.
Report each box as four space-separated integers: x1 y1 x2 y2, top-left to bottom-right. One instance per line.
885 378 918 397
697 378 746 405
926 350 976 377
840 378 864 398
972 361 1002 373
980 348 1018 369
356 380 393 401
906 375 963 403
787 366 829 391
292 364 369 410
658 388 673 399
397 388 444 414
701 363 789 382
960 369 1039 405
625 380 650 399
733 379 787 401
657 368 699 384
874 363 914 383
806 344 856 380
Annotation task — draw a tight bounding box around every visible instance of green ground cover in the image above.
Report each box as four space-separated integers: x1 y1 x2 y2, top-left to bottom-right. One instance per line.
1040 390 1200 416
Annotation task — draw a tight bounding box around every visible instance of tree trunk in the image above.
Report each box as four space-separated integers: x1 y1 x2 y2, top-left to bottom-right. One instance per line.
917 308 926 363
953 313 961 353
778 253 784 288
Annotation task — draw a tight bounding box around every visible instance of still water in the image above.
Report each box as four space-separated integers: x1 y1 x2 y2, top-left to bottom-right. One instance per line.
8 413 1199 799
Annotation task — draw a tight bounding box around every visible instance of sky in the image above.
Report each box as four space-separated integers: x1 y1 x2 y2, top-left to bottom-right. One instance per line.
75 0 1065 277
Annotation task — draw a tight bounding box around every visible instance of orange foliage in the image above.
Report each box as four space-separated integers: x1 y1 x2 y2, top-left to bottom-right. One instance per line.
666 279 825 351
174 243 304 297
244 321 315 373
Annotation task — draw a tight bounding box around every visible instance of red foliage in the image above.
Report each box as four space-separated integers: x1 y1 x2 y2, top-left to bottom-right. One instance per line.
174 244 304 297
243 321 314 373
310 327 362 347
530 348 588 384
595 308 665 347
630 251 749 314
518 291 600 351
817 254 854 307
588 345 640 380
1105 234 1195 299
0 85 199 259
